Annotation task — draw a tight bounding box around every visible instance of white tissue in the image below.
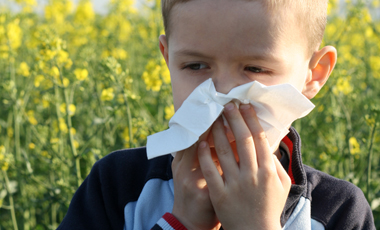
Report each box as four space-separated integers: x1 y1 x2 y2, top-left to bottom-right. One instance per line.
146 78 314 159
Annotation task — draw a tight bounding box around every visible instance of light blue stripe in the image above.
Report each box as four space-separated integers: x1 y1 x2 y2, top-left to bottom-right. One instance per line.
124 179 174 230
157 218 175 230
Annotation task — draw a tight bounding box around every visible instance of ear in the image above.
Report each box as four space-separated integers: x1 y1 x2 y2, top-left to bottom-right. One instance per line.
302 46 337 99
159 34 169 66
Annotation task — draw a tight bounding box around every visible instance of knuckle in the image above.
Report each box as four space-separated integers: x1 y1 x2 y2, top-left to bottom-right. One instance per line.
216 145 230 156
253 131 267 141
202 167 215 179
260 165 277 179
240 135 254 145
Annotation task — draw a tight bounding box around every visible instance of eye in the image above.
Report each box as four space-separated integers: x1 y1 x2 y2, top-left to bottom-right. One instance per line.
245 66 265 73
183 63 208 70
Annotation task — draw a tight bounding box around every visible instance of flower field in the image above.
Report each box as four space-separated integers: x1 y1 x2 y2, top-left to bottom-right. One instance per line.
0 0 379 229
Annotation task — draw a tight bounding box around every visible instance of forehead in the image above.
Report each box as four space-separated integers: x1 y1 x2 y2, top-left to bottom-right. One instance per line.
168 0 306 59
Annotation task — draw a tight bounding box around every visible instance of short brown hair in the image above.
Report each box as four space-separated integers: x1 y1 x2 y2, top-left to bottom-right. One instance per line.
161 0 328 57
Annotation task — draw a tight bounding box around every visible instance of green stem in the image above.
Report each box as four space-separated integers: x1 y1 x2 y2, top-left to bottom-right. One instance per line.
3 171 19 230
60 68 82 186
122 92 134 148
366 119 377 200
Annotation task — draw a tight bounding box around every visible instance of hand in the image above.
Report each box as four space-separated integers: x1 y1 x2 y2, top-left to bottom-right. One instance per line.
198 103 291 230
171 143 222 230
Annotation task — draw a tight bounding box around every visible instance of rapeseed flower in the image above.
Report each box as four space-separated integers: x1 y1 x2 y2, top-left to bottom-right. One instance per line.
101 88 115 101
74 0 95 23
369 56 380 79
34 75 45 87
7 19 22 50
27 110 38 125
142 59 171 92
332 77 353 95
70 127 76 135
60 103 76 116
28 143 36 149
18 62 30 77
111 48 128 60
50 66 60 78
74 68 88 81
59 118 68 133
164 105 174 120
349 137 360 155
45 0 73 25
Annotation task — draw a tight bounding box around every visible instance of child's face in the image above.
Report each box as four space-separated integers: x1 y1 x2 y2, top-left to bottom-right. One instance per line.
161 0 313 111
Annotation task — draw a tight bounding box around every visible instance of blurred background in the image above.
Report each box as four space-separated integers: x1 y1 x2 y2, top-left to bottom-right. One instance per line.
0 0 379 229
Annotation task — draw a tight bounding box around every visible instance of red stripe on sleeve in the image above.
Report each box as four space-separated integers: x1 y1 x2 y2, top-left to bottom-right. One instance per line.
162 213 188 230
282 136 295 184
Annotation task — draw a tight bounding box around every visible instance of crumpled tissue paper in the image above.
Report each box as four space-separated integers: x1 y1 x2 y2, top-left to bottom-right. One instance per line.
146 78 314 159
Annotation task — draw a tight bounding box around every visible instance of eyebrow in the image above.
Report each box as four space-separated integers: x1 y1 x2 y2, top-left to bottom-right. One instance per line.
173 49 213 59
173 48 281 63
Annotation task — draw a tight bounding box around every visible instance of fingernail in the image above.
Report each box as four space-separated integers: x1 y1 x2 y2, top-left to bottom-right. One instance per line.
225 102 234 111
240 104 250 110
199 141 207 148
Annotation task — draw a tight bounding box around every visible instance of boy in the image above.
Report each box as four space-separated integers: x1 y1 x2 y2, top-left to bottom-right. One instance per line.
57 0 375 229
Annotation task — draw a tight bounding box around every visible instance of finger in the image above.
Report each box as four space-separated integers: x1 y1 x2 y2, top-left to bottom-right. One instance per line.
173 143 199 171
198 141 224 191
212 117 239 180
273 155 292 190
223 102 256 172
172 150 184 168
240 104 274 169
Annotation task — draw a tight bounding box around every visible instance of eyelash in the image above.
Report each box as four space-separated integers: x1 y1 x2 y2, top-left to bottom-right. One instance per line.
181 63 270 74
182 63 209 71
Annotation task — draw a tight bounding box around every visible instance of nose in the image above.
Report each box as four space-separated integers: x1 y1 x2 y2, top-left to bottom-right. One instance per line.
212 69 244 94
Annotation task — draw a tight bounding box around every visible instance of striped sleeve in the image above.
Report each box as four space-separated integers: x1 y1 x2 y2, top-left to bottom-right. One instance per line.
151 213 188 230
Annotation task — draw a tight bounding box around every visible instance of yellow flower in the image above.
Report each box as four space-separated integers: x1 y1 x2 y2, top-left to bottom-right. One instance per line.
161 66 171 84
73 140 79 149
18 62 30 77
349 137 360 155
42 99 50 108
70 127 76 135
41 49 57 61
111 48 128 60
29 143 36 149
44 0 73 24
63 77 70 87
50 138 59 144
28 116 38 125
56 50 69 66
65 59 73 69
15 0 37 5
68 104 76 116
50 66 60 78
34 75 45 87
41 150 51 158
74 0 95 23
74 68 88 81
100 88 115 101
333 77 353 95
164 104 175 120
59 120 68 133
142 59 171 91
7 19 22 50
1 162 9 171
60 103 76 116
